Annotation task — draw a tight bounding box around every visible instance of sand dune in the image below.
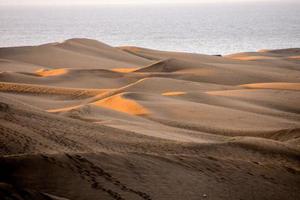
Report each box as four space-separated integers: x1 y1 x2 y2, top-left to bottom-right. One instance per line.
0 68 145 89
0 38 152 70
0 39 299 200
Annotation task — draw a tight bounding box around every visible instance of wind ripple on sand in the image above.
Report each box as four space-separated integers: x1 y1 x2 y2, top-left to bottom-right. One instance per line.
0 82 106 98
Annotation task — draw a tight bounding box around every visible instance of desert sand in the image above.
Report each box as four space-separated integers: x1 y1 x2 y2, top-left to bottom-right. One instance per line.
0 38 299 200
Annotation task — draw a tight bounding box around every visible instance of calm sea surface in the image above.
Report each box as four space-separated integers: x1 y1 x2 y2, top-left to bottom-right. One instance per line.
0 3 300 55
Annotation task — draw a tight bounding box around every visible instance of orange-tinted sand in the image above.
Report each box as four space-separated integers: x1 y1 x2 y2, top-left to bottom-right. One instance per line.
93 93 149 115
241 82 300 91
162 91 186 96
36 68 68 77
111 67 140 73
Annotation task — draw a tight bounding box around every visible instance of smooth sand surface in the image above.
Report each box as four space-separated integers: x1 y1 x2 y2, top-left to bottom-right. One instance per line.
0 39 299 200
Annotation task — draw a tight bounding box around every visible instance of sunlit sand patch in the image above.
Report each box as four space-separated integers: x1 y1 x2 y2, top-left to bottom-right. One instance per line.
92 93 149 115
110 68 140 73
230 56 277 61
36 68 68 77
288 55 300 59
162 91 186 96
240 82 300 91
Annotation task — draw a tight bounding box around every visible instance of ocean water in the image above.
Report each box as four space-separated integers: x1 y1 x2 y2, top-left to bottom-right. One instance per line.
0 3 300 55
